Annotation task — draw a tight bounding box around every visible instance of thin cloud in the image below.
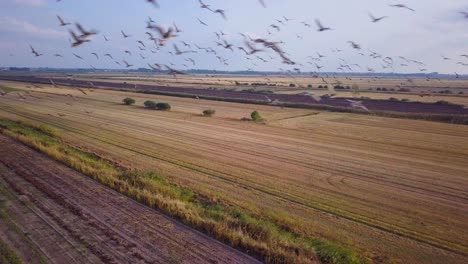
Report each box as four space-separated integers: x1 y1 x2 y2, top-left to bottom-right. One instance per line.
0 17 66 39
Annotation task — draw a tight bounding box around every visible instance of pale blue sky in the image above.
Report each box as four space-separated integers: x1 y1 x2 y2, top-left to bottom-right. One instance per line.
1 0 468 74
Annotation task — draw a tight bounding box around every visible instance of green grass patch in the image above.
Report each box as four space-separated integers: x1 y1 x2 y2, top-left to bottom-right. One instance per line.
0 118 368 264
0 86 20 93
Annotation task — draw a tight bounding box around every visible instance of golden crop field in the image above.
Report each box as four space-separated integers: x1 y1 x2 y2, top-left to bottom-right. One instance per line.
1 80 468 263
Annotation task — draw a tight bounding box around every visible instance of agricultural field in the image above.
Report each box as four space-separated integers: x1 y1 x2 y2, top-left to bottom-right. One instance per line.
47 73 468 105
1 80 467 263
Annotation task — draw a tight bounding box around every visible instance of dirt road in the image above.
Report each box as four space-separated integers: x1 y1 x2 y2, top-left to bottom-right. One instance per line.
0 134 260 264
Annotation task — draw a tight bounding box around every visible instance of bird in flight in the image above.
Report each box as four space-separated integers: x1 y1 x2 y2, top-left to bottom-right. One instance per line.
69 30 90 47
315 19 332 32
213 9 227 20
121 30 131 38
30 45 43 57
198 0 212 11
123 60 133 68
461 12 468 18
76 23 98 38
258 0 266 8
153 25 177 45
389 4 415 12
147 0 159 8
197 18 208 26
369 13 388 23
346 99 369 112
173 44 196 55
73 53 84 60
57 15 70 26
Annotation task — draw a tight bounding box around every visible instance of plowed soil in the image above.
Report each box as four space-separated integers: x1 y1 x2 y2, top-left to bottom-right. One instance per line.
0 135 259 264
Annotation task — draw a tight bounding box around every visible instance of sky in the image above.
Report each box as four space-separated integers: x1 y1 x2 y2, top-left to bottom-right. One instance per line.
1 0 468 74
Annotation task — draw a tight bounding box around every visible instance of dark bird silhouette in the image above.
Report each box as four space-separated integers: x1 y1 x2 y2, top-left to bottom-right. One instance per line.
123 60 133 68
153 25 177 45
173 23 182 33
104 53 113 59
121 30 131 38
70 30 90 47
137 40 146 47
198 0 212 11
57 15 70 26
258 0 266 8
165 65 186 76
369 13 388 23
461 12 468 18
197 18 208 26
54 54 63 57
91 52 99 59
147 0 159 8
315 19 331 32
213 9 227 20
30 45 43 57
348 41 361 50
389 4 415 12
76 23 97 38
103 35 110 41
73 53 84 60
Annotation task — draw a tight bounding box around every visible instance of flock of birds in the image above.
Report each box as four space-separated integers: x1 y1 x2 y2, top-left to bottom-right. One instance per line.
19 1 468 111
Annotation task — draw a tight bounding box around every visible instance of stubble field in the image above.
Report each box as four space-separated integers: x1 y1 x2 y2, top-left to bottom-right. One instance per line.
1 80 468 263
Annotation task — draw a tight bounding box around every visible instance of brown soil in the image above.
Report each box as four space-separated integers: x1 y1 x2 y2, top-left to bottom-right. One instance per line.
0 134 259 264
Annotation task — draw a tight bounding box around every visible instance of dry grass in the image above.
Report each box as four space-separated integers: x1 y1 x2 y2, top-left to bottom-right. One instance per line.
1 83 468 263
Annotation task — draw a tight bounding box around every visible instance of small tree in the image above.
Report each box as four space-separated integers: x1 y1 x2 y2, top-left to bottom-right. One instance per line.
202 109 216 117
156 102 171 111
144 100 158 109
251 111 263 122
123 97 136 105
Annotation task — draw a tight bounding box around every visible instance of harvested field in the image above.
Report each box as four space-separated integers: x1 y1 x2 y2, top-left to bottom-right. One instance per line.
0 134 259 264
1 82 468 263
1 75 468 117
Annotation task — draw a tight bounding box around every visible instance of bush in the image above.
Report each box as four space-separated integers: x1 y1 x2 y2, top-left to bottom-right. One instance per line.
156 102 171 111
144 100 158 109
123 97 136 105
251 111 263 122
202 109 216 117
289 83 296 87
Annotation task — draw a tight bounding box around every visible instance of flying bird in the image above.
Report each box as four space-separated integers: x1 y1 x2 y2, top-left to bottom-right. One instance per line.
73 53 84 60
30 45 43 57
70 30 90 47
389 4 415 12
213 9 227 20
197 18 208 26
123 60 133 68
76 23 98 38
121 30 131 38
346 99 369 112
369 13 388 23
315 19 331 32
57 15 70 26
147 0 159 8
